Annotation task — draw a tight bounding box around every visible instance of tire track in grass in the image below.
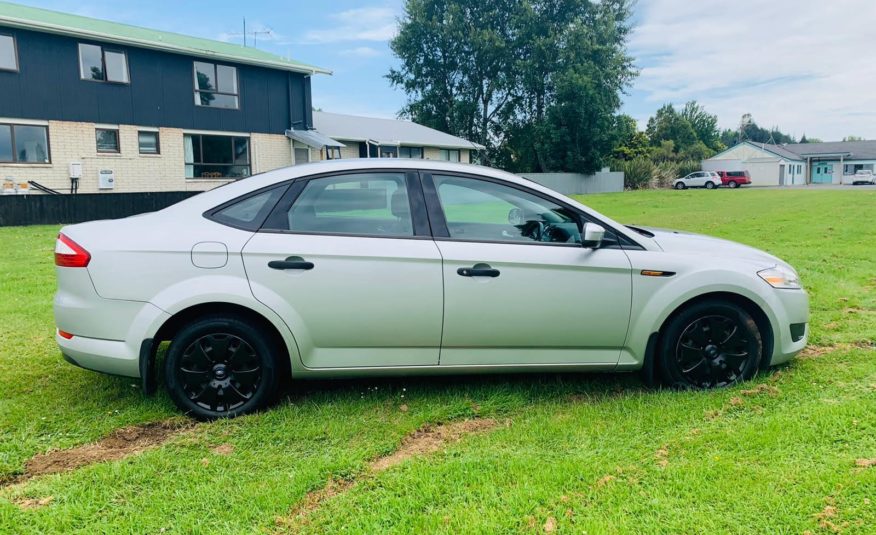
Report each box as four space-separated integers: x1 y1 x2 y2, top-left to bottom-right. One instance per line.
275 418 501 530
0 419 195 493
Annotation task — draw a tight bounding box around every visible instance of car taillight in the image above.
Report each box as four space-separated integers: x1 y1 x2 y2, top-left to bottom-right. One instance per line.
55 233 91 268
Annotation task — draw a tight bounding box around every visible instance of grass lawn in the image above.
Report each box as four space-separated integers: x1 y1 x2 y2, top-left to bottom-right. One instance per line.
1 188 874 533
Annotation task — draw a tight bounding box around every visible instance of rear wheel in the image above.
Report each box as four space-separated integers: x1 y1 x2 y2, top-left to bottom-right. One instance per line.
729 181 740 189
659 300 762 389
705 181 716 189
674 182 686 190
164 315 279 420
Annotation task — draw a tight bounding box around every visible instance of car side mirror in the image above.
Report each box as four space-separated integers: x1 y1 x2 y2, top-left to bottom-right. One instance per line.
581 223 605 248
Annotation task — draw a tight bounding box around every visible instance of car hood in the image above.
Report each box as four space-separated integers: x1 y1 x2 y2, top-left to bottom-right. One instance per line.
638 227 789 268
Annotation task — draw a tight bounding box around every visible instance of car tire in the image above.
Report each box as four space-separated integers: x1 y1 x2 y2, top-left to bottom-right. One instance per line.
729 181 740 189
705 181 716 189
674 182 686 190
164 314 280 420
658 300 762 389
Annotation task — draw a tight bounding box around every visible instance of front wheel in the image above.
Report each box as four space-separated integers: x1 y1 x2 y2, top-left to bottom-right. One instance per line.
164 315 279 420
705 181 716 189
658 300 762 389
674 182 686 190
729 181 740 189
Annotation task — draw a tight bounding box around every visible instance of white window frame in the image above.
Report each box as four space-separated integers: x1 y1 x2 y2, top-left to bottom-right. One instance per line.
0 33 18 72
78 43 130 84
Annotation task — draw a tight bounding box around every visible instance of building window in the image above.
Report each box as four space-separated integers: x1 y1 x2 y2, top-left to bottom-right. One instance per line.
325 147 342 160
138 131 160 154
399 146 423 159
294 147 310 165
184 134 250 178
194 61 239 109
440 149 461 162
78 44 129 83
0 34 18 72
96 128 120 153
0 123 50 163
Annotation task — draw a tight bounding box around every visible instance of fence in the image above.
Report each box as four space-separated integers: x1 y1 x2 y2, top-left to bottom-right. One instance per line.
519 171 624 195
0 191 200 227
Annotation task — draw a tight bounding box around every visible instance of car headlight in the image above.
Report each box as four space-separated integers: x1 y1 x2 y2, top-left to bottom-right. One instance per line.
757 266 802 289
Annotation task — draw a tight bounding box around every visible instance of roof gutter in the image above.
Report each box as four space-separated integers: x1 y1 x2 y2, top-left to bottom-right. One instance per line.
0 15 332 75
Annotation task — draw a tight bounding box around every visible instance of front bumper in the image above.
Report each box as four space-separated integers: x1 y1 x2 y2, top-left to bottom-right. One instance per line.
766 288 809 366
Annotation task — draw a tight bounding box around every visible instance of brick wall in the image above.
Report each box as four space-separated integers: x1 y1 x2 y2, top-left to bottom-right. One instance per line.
1 120 292 194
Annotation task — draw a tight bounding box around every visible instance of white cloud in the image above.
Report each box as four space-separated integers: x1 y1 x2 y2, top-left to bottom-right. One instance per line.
298 7 397 44
339 46 382 58
630 0 876 140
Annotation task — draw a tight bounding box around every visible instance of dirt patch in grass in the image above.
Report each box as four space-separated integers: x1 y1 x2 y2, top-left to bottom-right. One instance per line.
800 341 875 359
3 419 194 489
277 418 499 529
370 418 497 472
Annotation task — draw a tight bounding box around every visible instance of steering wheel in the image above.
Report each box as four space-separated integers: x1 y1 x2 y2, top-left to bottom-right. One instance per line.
520 220 545 241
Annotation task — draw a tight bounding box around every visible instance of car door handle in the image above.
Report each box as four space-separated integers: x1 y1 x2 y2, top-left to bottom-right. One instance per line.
268 259 314 270
457 266 500 278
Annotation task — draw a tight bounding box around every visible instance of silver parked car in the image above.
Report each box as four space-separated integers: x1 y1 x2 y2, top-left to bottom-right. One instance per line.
673 171 722 189
54 160 809 419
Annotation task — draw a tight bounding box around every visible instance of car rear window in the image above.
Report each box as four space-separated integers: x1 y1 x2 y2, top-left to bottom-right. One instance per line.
728 171 745 177
207 185 288 230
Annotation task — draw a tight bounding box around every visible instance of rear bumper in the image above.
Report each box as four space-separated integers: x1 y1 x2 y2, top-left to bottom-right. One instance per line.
54 276 170 378
58 331 141 377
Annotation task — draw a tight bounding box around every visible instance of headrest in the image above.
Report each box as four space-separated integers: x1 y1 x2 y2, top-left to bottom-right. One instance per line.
390 189 410 219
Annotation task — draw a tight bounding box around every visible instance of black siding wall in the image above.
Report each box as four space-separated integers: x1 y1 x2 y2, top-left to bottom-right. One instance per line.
0 26 312 134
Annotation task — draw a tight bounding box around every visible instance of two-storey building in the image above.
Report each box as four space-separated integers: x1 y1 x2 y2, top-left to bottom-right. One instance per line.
0 1 331 193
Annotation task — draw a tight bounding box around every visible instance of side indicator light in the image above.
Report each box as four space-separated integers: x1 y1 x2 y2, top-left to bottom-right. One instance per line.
641 270 675 277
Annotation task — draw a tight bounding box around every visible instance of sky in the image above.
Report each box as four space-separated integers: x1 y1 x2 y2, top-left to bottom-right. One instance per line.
13 0 876 141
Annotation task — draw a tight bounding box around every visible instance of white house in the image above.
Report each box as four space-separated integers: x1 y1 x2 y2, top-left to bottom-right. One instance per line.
286 111 484 165
703 140 876 186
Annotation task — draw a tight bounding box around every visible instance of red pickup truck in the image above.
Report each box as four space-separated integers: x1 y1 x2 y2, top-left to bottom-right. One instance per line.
715 170 752 188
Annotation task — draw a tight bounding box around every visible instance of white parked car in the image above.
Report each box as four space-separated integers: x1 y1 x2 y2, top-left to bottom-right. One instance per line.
54 160 809 419
849 170 876 185
673 171 722 190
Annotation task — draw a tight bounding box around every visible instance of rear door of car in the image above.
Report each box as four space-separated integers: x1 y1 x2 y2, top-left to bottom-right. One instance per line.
241 170 444 369
421 171 633 366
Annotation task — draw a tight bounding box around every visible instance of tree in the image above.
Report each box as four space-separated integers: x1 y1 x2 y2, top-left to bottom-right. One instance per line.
843 135 865 141
389 0 636 172
680 101 720 150
646 104 697 152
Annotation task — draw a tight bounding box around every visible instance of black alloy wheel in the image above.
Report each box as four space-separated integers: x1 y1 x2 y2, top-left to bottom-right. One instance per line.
659 300 762 389
164 315 279 419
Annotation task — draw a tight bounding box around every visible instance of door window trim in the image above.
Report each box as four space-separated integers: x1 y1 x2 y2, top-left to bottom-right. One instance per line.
420 171 643 250
259 169 433 240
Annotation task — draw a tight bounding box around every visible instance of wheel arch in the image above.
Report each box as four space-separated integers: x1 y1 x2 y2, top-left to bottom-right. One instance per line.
141 302 292 394
652 291 775 375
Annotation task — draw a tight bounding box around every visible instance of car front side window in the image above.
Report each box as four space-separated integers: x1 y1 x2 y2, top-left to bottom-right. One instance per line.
431 174 581 245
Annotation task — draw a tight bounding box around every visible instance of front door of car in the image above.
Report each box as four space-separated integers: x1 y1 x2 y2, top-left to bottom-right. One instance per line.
422 173 633 366
688 172 706 186
242 171 443 369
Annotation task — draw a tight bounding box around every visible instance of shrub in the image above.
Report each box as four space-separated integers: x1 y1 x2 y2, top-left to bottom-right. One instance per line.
616 157 655 190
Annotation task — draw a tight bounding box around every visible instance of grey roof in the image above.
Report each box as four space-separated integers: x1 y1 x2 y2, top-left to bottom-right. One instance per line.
781 140 876 160
313 111 485 150
285 128 345 149
744 142 805 161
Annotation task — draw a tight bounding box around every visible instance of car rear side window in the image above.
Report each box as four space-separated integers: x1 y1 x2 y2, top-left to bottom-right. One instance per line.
266 173 414 238
208 185 287 231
